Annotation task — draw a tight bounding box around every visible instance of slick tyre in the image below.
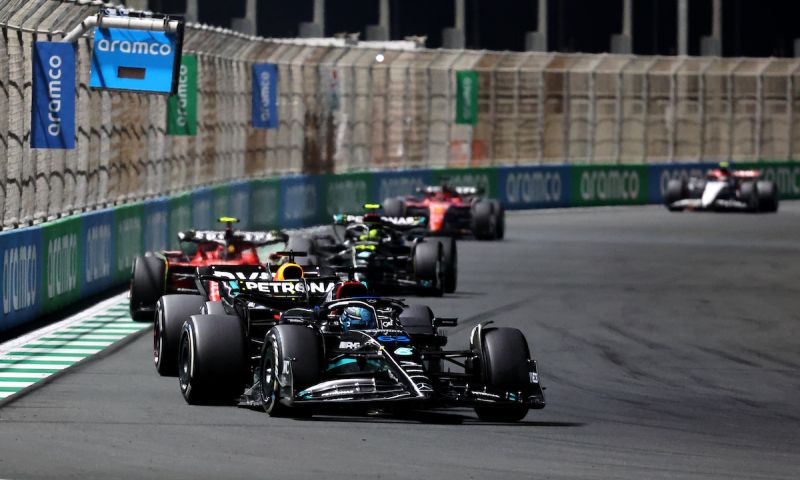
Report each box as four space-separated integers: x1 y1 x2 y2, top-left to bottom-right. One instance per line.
383 197 406 217
413 241 444 297
178 315 247 405
665 179 686 212
428 236 457 293
474 327 532 422
260 325 324 417
490 200 505 239
130 256 166 322
471 200 498 240
739 181 759 212
154 295 206 376
756 180 779 213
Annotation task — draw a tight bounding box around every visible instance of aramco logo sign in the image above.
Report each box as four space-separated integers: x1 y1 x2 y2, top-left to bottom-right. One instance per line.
89 27 181 94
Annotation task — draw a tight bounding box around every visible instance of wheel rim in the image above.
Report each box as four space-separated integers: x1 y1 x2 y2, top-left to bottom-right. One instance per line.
178 331 192 393
261 341 278 410
153 304 163 368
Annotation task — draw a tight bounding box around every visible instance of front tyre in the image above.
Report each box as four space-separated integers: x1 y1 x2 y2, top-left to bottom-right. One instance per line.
260 325 324 416
665 179 686 212
473 327 533 422
413 241 444 297
178 315 247 405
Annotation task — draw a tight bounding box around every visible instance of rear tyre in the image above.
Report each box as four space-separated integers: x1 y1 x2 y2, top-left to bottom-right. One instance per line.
665 179 686 212
260 325 324 416
756 180 779 213
178 315 247 405
383 197 406 217
413 241 444 297
154 294 206 376
490 200 505 239
130 256 166 321
473 328 532 422
428 236 457 293
471 201 498 240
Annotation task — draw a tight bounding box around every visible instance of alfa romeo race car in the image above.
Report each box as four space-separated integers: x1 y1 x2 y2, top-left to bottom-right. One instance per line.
298 209 457 295
383 182 505 240
129 217 288 321
169 274 545 422
665 164 779 213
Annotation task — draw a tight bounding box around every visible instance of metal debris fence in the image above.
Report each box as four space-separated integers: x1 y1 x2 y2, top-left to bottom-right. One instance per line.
1 0 799 228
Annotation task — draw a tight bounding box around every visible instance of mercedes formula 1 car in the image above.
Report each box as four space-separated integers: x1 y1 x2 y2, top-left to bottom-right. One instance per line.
129 217 288 321
169 274 545 422
299 209 457 295
665 165 779 213
383 182 505 240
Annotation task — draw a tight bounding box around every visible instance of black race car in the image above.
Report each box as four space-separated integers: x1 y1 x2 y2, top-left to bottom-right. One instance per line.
292 211 457 296
173 275 545 422
152 261 329 377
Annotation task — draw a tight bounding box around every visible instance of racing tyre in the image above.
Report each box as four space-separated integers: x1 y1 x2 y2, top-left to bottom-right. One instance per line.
473 327 532 422
154 294 206 376
665 179 686 212
490 200 505 239
428 236 457 293
413 241 444 297
756 180 779 213
178 315 247 405
738 181 759 212
383 197 406 217
130 256 166 322
471 200 498 240
260 325 324 416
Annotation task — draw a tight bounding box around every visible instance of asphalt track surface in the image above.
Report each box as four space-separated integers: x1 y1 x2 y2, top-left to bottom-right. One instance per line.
2 205 800 479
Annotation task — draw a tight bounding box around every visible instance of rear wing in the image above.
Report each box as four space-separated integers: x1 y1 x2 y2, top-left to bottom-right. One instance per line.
416 185 484 196
177 229 288 246
332 213 427 230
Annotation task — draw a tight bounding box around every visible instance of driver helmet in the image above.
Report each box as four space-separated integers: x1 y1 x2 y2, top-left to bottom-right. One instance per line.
339 306 376 331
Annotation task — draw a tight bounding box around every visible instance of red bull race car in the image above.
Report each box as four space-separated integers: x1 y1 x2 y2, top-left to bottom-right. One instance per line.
129 217 289 321
383 182 505 240
665 164 779 213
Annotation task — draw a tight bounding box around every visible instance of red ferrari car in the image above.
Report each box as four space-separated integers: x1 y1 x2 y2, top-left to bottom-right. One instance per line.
383 183 505 240
129 217 289 321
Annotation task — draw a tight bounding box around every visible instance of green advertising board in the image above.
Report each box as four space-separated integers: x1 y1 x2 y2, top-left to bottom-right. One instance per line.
455 70 479 125
211 184 231 221
167 54 198 136
570 164 649 207
41 217 82 314
322 172 374 216
250 178 281 230
168 192 193 249
431 167 498 199
114 203 144 283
